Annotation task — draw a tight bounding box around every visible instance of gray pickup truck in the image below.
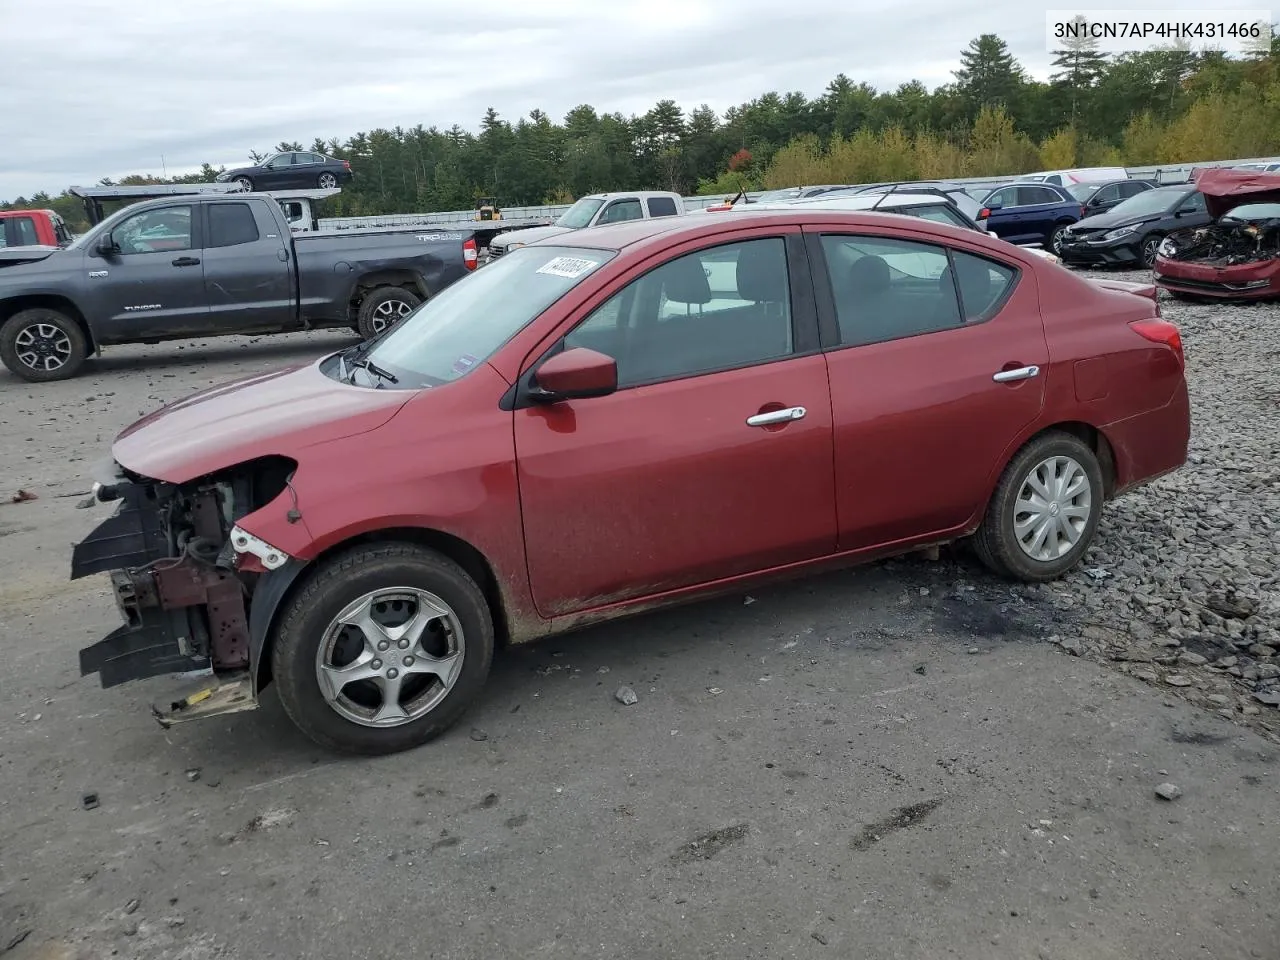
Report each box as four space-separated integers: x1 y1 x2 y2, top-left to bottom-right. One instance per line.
0 193 479 382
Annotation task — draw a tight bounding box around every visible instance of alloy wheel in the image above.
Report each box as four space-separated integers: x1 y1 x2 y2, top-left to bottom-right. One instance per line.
369 298 413 334
13 322 72 373
319 172 338 189
314 587 465 728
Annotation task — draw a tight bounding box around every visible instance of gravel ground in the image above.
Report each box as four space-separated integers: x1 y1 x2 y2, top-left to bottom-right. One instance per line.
1 272 1278 959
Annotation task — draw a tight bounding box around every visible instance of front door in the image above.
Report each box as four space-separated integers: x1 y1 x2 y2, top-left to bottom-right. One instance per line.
87 202 211 342
809 230 1048 550
514 233 838 617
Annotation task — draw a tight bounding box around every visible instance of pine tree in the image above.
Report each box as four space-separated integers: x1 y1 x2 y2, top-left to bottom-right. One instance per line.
1050 15 1109 127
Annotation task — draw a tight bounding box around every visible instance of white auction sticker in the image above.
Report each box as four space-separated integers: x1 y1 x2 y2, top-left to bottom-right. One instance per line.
536 256 601 279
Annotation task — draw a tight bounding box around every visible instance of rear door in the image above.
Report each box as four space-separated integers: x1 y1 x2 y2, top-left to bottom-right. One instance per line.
809 229 1048 550
87 202 211 342
513 230 837 616
200 199 298 333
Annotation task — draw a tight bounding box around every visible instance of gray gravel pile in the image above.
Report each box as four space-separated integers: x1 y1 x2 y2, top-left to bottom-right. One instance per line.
1044 279 1280 735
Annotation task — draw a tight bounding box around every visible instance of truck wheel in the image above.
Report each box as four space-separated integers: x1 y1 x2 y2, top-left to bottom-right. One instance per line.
357 286 422 339
0 308 89 382
271 542 494 755
318 172 338 189
972 431 1103 583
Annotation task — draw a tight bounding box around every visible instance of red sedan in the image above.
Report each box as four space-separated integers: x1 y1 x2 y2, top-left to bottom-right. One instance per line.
1153 167 1280 300
72 210 1190 754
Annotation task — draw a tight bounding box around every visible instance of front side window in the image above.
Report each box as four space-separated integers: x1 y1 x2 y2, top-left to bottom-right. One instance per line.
1179 192 1208 214
987 187 1018 208
360 245 615 387
1093 184 1121 204
207 202 260 247
598 199 643 224
563 237 793 387
111 206 193 254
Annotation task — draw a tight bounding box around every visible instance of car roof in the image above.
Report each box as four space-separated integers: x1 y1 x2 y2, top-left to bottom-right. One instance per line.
545 209 1033 261
787 193 954 209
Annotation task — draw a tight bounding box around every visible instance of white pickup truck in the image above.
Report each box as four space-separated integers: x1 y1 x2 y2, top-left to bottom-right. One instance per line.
484 190 685 263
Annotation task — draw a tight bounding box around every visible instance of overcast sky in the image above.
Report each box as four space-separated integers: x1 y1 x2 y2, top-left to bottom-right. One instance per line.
1 0 1242 200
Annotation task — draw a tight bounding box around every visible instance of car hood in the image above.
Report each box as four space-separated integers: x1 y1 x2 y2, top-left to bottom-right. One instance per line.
493 225 574 248
1070 208 1163 231
112 360 413 484
1194 167 1280 218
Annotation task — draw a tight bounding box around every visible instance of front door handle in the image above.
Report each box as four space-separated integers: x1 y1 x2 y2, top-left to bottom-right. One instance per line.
747 406 806 427
172 256 201 267
993 365 1040 383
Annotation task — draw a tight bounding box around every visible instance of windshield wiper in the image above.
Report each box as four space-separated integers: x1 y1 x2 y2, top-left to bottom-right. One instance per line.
347 356 399 386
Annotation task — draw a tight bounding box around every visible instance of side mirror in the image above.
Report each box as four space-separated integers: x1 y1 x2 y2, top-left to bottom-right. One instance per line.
531 347 617 402
95 236 118 257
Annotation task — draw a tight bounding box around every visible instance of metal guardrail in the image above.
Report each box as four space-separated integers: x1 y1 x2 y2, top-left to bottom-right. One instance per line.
315 155 1280 231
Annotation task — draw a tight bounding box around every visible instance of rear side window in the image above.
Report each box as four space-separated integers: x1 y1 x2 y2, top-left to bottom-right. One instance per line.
821 235 960 347
208 203 260 247
950 251 1017 322
646 196 678 218
1018 186 1059 205
907 204 972 229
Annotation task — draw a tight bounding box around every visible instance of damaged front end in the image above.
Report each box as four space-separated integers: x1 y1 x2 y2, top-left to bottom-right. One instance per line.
71 456 298 725
1155 204 1280 299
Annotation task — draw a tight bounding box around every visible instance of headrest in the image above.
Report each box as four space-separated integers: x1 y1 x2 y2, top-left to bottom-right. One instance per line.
736 240 789 302
661 255 712 305
848 254 891 293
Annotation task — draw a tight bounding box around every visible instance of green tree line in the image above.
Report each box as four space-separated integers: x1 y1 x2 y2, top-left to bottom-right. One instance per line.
6 24 1277 231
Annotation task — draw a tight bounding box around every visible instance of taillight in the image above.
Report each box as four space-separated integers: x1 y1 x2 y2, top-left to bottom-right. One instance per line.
343 160 351 171
978 207 990 220
1130 318 1183 368
463 237 478 270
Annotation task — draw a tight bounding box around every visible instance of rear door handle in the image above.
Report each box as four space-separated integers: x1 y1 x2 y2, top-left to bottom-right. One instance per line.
172 256 201 267
747 406 806 427
993 365 1040 383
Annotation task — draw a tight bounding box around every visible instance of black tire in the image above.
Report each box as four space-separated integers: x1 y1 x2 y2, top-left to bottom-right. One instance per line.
234 176 254 192
1140 234 1163 267
0 308 89 382
356 285 422 340
972 431 1104 583
318 172 338 189
271 542 494 755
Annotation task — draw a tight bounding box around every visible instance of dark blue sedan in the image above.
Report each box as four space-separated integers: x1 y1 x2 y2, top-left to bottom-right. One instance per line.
978 182 1086 253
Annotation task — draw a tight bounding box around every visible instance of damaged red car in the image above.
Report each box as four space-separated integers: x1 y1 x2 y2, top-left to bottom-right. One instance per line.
72 210 1190 755
1153 167 1280 300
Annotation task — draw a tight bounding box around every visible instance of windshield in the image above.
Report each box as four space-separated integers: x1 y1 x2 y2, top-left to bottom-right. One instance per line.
1109 188 1184 218
555 198 605 229
357 245 615 387
1223 202 1280 221
1067 183 1100 201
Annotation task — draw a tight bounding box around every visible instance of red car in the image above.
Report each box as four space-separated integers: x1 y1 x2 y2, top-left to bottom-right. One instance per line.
1153 167 1280 300
72 211 1190 755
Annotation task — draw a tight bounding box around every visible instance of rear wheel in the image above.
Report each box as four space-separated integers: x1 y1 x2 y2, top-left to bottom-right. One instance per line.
271 543 494 755
318 172 338 189
972 431 1103 582
356 286 422 339
0 308 89 382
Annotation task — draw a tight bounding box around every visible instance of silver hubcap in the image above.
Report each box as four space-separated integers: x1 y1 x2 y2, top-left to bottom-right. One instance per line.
1013 455 1093 562
319 173 337 188
315 587 465 728
1050 229 1064 253
369 298 413 333
1143 240 1159 264
14 322 72 372
235 178 252 191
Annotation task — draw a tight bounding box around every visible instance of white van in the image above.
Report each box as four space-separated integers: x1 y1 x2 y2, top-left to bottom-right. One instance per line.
1023 167 1128 187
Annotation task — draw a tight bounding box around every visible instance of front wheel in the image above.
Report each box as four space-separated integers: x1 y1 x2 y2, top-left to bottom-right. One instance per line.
356 285 422 339
1140 235 1162 267
271 543 494 755
972 431 1104 582
0 308 89 382
234 176 254 192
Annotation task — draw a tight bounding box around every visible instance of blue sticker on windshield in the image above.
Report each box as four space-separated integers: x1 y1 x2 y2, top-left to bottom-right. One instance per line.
452 354 479 374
